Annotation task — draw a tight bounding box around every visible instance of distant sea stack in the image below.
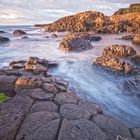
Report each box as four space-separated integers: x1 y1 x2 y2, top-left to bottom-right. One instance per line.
113 3 140 15
35 3 140 33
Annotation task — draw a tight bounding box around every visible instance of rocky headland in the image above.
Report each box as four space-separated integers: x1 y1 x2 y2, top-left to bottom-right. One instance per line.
34 3 140 34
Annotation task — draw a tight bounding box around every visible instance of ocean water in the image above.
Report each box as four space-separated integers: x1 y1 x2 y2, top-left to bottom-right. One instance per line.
0 25 140 127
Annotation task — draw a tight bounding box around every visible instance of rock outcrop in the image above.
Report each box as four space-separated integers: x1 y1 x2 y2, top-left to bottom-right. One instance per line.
59 33 101 52
13 30 27 36
133 34 140 44
0 36 10 43
0 57 137 140
113 3 140 15
94 45 137 74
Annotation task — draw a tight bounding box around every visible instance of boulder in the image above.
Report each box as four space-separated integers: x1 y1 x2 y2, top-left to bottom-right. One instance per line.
95 56 134 74
0 36 9 43
21 36 29 39
102 45 136 58
9 60 25 69
91 114 131 139
0 96 33 140
59 33 93 52
133 34 140 45
13 30 27 36
51 33 58 38
123 76 140 96
122 34 135 40
0 31 6 33
130 52 140 65
58 119 108 140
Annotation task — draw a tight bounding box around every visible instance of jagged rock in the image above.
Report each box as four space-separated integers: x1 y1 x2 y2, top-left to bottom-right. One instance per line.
133 34 140 44
0 96 33 140
29 101 58 113
54 92 80 105
123 76 140 96
60 104 91 119
16 111 60 140
43 83 59 94
0 75 17 93
13 30 27 36
59 33 94 52
9 60 25 69
42 11 110 33
102 45 136 58
58 119 108 140
130 127 140 139
30 88 54 101
78 100 103 115
48 61 58 68
0 36 9 43
91 114 131 139
95 56 134 74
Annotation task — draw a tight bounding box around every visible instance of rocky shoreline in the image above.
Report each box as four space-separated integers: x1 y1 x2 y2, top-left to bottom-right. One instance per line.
0 56 140 140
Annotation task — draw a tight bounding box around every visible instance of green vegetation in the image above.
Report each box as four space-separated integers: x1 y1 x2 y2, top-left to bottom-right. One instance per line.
0 92 8 103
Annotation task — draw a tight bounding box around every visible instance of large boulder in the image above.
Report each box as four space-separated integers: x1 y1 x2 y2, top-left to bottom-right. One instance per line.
133 34 140 45
59 33 94 52
95 56 134 74
0 36 9 43
13 30 27 36
102 45 136 58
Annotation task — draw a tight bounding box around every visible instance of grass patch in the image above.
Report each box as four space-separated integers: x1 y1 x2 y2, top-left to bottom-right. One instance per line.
0 92 8 103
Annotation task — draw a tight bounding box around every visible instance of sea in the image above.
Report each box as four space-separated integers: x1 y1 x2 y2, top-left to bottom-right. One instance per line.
0 25 140 127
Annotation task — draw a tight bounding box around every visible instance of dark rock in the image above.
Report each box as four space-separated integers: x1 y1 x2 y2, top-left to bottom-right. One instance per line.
130 127 140 139
0 96 33 140
91 114 131 139
0 31 6 33
30 88 54 101
130 52 140 65
123 76 140 96
54 92 80 105
29 101 58 113
133 34 140 45
102 45 136 58
21 36 29 39
0 75 17 93
16 111 60 140
116 135 136 140
60 104 91 119
9 60 25 69
48 61 58 68
59 33 93 52
0 36 10 43
13 30 27 36
58 119 108 140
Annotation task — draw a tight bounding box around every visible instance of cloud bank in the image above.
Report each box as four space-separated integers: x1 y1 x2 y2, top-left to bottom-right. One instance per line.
0 0 139 25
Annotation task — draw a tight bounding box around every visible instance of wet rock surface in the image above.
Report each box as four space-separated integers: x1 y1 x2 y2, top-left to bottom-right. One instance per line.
0 57 139 140
133 34 140 45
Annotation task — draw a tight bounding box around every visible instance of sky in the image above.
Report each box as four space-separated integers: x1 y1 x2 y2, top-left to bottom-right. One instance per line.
0 0 140 25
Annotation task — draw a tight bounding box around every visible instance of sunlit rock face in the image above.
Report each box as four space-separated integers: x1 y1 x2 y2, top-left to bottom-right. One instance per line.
113 3 140 15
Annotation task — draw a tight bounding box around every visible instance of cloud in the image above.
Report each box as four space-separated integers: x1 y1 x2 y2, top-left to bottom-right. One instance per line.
0 0 139 25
